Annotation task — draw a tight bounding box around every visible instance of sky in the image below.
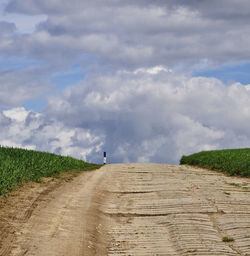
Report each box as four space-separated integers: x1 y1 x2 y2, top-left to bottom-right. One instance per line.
1 0 250 164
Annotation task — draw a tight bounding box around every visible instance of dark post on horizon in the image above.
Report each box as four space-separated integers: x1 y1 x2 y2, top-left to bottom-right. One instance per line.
103 152 107 164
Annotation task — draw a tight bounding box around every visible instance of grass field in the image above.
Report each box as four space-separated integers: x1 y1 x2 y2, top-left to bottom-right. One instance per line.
0 146 101 195
180 148 250 177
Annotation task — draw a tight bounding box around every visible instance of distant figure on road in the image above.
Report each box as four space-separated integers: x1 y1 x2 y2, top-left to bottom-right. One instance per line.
103 152 107 164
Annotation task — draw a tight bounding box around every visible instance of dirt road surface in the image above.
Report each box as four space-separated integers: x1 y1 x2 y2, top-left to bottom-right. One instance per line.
1 164 250 255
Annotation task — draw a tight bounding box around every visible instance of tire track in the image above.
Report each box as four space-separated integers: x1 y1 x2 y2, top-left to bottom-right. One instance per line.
1 163 250 255
92 164 250 255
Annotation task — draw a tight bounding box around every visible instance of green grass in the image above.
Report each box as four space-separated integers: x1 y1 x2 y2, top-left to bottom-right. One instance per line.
0 146 102 195
180 148 250 177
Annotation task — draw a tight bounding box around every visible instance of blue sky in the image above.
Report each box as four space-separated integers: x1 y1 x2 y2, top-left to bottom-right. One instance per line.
51 65 85 91
0 57 41 71
1 0 250 163
194 62 250 85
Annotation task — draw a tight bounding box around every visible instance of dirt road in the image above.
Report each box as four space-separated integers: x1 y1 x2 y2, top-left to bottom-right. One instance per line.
1 164 250 255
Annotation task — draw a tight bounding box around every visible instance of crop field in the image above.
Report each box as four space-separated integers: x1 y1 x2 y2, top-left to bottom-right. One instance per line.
0 146 101 195
180 148 250 177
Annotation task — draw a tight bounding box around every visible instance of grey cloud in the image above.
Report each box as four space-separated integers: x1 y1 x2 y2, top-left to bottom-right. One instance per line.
0 68 52 107
166 0 250 20
8 0 250 15
2 0 250 70
6 0 62 14
0 111 11 126
0 21 16 35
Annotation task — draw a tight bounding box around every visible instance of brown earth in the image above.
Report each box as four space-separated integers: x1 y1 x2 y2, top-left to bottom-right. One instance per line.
0 164 250 255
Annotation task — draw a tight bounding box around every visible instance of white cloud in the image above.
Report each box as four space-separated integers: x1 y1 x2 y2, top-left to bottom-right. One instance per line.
4 107 31 121
44 69 250 163
133 66 172 75
0 107 102 161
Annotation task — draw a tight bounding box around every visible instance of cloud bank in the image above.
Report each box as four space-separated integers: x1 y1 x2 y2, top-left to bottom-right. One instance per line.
1 69 250 164
46 70 250 163
3 0 250 70
0 107 102 160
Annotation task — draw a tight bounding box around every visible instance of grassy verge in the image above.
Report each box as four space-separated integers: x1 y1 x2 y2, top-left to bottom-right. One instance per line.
180 148 250 177
0 146 102 195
